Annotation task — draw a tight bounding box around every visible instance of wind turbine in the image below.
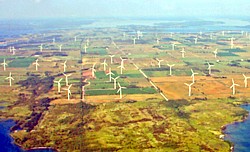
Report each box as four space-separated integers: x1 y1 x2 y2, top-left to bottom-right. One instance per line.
229 37 235 49
184 82 194 96
74 36 77 42
12 47 16 55
64 84 72 100
133 37 136 45
243 74 250 88
117 65 125 74
156 58 163 68
90 63 96 78
222 31 225 36
111 76 120 89
241 31 244 36
167 64 175 76
63 73 72 86
84 44 88 53
137 31 143 39
63 60 67 72
54 78 63 93
171 43 176 51
9 46 12 53
194 37 198 44
137 31 140 39
109 55 115 64
58 44 62 52
156 38 160 45
106 68 114 82
39 44 43 52
33 59 40 71
86 39 90 46
213 49 218 58
210 33 213 40
117 82 126 99
1 59 8 71
191 69 198 83
180 48 186 58
199 31 203 36
101 59 108 71
52 38 55 44
5 72 14 87
207 62 214 75
120 57 127 67
170 32 173 37
230 78 240 95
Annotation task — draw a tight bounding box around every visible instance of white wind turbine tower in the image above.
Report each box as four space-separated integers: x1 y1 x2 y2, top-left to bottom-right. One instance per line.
54 78 63 93
39 44 43 52
84 44 88 53
137 31 143 39
117 82 126 99
133 37 136 45
180 48 186 58
6 72 14 87
207 62 214 75
230 78 240 95
1 59 8 71
109 55 115 64
86 39 90 46
213 49 218 58
106 68 114 82
170 32 173 37
167 64 175 76
171 43 176 51
33 59 40 71
222 31 225 36
243 74 250 88
191 69 198 83
52 38 55 44
101 59 108 71
210 33 213 40
63 60 67 72
120 57 127 67
194 37 198 44
74 36 77 42
156 58 163 68
63 73 72 86
111 76 120 89
9 46 12 53
117 64 125 74
229 37 235 49
64 84 72 100
184 82 194 96
199 31 202 36
156 38 160 45
12 47 16 55
58 44 62 52
90 63 96 78
241 31 244 36
137 31 140 39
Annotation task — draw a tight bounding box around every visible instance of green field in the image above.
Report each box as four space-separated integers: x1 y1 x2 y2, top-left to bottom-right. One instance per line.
8 57 36 68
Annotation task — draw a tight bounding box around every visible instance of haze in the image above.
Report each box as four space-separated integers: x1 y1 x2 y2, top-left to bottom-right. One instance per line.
0 0 249 19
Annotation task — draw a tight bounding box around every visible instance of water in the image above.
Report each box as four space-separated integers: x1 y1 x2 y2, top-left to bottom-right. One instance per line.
224 105 250 152
0 119 56 152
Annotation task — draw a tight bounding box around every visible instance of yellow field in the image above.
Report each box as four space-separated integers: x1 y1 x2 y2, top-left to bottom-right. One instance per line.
151 75 250 100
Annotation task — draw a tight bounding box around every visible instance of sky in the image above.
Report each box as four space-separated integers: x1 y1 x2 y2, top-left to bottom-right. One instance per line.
0 0 249 19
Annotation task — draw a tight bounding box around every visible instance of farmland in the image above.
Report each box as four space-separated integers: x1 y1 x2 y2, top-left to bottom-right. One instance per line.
0 20 250 152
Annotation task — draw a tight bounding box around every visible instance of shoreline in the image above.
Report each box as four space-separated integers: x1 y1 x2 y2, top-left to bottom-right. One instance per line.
221 103 250 152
